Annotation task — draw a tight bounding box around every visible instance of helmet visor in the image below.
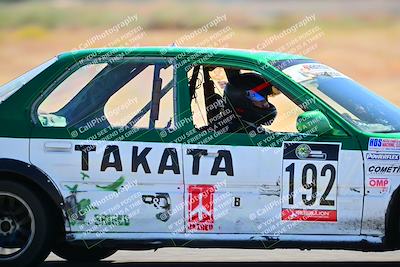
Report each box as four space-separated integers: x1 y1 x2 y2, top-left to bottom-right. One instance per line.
246 90 270 108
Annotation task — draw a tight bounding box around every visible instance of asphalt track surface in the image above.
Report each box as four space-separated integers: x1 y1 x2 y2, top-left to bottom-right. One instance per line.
44 249 400 267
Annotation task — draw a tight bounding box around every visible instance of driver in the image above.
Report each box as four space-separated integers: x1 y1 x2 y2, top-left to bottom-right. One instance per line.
223 69 279 134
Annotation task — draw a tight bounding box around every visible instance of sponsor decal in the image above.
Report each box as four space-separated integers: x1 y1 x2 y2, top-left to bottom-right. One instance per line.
295 144 312 159
75 145 233 176
94 214 130 226
64 184 97 226
96 176 125 192
282 63 349 84
369 138 400 151
142 193 171 222
366 153 400 161
368 165 400 175
281 208 337 222
282 142 340 223
368 178 390 192
284 143 339 161
188 185 215 231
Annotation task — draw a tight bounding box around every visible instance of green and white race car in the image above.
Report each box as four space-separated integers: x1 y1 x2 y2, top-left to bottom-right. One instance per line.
1 47 400 266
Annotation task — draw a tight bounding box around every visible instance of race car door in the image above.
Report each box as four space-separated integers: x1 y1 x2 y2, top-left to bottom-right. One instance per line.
29 57 186 234
179 65 364 235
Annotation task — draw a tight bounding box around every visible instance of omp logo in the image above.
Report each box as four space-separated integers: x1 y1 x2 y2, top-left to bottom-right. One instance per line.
369 178 389 188
366 153 400 161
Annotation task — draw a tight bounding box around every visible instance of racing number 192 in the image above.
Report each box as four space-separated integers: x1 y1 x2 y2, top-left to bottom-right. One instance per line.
286 163 336 206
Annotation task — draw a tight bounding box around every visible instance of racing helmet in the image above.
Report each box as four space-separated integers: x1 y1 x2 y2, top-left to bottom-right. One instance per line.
224 71 277 126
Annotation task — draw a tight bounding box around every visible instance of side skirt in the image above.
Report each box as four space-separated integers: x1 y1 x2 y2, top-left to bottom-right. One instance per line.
66 233 386 252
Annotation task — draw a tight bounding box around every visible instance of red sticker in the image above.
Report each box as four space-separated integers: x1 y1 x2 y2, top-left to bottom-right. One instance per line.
369 178 389 189
188 185 215 231
282 208 337 222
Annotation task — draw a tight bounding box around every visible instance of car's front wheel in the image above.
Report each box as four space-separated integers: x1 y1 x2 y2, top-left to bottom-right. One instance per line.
53 243 117 262
0 179 54 267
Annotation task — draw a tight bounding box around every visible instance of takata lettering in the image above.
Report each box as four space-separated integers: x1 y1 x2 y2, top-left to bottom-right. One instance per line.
187 149 234 176
101 145 122 171
368 165 400 174
75 145 96 171
366 153 400 161
75 145 233 176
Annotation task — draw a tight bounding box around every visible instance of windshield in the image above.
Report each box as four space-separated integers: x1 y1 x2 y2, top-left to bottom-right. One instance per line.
0 57 57 104
272 59 400 133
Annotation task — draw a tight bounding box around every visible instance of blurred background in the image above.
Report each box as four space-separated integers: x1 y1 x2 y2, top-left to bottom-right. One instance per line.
0 0 399 104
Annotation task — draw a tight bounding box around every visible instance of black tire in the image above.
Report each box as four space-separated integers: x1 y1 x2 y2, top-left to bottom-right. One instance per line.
53 243 117 262
0 179 54 267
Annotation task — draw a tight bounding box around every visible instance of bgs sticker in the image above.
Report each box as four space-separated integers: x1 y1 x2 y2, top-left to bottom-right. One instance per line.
369 138 400 151
282 142 340 222
188 185 215 231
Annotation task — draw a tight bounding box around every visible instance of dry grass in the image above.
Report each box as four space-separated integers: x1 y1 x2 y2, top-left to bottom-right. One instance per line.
0 26 399 105
0 0 398 105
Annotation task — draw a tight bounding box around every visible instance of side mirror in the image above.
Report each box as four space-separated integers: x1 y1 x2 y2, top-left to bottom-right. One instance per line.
296 111 333 136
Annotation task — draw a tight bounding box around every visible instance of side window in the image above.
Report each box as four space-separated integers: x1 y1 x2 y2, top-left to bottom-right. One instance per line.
267 93 304 133
187 65 304 134
37 60 176 130
187 67 226 130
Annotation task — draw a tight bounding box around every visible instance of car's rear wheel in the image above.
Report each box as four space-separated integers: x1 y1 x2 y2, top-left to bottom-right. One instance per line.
0 180 53 267
53 243 117 262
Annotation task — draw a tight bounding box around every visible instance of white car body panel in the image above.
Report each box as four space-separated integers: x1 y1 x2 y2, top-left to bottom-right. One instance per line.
30 139 185 234
362 150 400 236
0 138 30 162
26 138 389 241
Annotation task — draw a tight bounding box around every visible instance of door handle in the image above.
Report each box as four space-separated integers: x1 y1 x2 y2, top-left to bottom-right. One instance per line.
350 187 361 193
259 184 280 196
44 142 73 152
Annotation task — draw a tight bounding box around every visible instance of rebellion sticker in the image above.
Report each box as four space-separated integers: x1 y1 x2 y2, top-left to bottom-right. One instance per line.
188 185 215 232
281 209 337 222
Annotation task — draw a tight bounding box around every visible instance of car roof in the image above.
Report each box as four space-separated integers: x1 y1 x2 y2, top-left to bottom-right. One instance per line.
59 46 308 64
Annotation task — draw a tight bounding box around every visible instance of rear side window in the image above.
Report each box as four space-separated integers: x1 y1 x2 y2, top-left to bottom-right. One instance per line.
36 59 176 131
